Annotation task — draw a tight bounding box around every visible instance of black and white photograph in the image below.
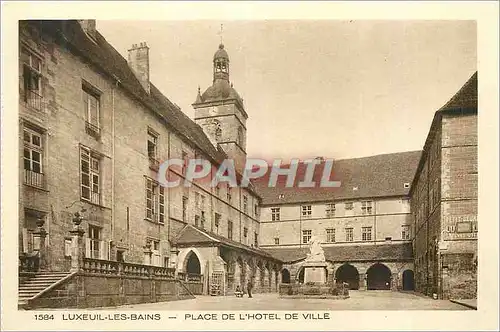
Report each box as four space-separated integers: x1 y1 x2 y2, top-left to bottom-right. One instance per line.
1 2 499 331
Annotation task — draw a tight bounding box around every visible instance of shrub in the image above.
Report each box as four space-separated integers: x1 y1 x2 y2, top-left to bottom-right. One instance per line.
303 286 321 295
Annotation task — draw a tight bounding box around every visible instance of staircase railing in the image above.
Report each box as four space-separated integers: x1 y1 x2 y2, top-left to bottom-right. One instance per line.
25 272 77 306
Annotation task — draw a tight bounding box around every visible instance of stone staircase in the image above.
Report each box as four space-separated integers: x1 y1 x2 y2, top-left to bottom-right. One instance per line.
18 271 71 308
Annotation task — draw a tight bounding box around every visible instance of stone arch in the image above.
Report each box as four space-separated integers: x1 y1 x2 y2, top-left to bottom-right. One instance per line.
177 247 206 275
402 269 415 291
296 266 305 283
281 268 291 283
335 263 360 290
237 126 244 146
184 250 202 275
367 263 392 290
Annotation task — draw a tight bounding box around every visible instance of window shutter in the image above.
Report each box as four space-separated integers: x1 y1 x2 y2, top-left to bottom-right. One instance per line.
85 238 91 258
22 228 29 253
100 240 108 260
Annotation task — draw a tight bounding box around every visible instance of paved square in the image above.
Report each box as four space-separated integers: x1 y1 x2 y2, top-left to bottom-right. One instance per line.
107 291 469 310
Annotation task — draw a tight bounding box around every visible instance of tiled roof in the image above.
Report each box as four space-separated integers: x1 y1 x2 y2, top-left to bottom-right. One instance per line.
253 151 422 205
199 79 244 106
34 20 260 196
263 243 413 263
173 224 280 261
33 20 226 165
438 72 477 112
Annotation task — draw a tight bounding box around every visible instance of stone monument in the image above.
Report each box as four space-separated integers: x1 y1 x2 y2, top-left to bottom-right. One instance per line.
303 237 327 284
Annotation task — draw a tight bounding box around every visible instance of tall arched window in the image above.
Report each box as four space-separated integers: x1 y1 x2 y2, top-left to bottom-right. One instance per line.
237 127 243 146
215 124 222 142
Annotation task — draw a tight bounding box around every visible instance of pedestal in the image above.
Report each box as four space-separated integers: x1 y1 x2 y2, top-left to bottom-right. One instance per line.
303 262 328 284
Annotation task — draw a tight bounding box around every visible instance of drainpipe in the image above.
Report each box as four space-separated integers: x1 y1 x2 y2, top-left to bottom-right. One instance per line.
111 76 119 257
299 206 302 248
167 131 171 249
373 200 377 245
239 187 242 243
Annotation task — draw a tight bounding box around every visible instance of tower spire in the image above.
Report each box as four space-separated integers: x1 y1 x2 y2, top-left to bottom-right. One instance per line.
219 24 223 45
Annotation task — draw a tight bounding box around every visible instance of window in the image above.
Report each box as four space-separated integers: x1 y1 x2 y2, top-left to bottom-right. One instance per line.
195 192 204 210
325 203 336 218
151 240 161 266
80 148 100 205
254 204 259 217
82 84 101 138
302 230 312 244
243 196 248 213
88 225 101 259
361 201 373 215
200 211 205 229
404 182 410 189
254 232 258 247
401 225 410 240
21 47 42 110
362 226 372 241
274 237 280 245
226 184 232 202
23 127 44 188
215 124 222 142
214 213 221 232
182 151 188 175
228 220 233 240
326 228 335 243
271 208 280 221
243 227 248 238
301 205 312 219
278 194 285 199
237 127 244 146
182 196 188 222
145 178 165 223
147 130 157 159
345 202 353 210
147 130 159 170
215 184 220 197
345 228 353 242
195 215 200 227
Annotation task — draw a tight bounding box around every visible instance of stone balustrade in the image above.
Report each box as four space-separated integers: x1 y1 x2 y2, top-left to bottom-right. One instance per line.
82 258 176 279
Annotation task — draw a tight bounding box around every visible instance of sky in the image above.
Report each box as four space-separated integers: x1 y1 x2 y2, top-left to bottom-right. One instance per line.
97 20 476 161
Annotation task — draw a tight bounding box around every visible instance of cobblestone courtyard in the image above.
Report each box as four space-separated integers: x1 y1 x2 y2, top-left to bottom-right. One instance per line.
107 291 469 310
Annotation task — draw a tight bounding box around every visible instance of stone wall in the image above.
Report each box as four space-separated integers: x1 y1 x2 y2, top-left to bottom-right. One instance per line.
28 260 195 308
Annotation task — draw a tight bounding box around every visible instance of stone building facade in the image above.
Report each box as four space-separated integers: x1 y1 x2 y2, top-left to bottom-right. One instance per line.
18 19 477 300
256 153 420 291
410 72 478 300
18 20 279 296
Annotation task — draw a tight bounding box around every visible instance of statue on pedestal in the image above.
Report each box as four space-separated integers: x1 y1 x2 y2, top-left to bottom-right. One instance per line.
305 236 325 262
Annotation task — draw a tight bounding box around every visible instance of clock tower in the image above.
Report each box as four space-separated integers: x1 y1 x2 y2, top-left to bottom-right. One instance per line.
193 43 248 172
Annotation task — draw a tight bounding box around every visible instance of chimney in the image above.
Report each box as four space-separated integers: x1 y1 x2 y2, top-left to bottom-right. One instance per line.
128 42 150 94
78 20 97 41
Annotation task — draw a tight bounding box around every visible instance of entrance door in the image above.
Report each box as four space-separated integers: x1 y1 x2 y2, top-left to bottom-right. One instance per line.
281 269 291 283
335 264 360 290
402 270 415 291
367 263 392 290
